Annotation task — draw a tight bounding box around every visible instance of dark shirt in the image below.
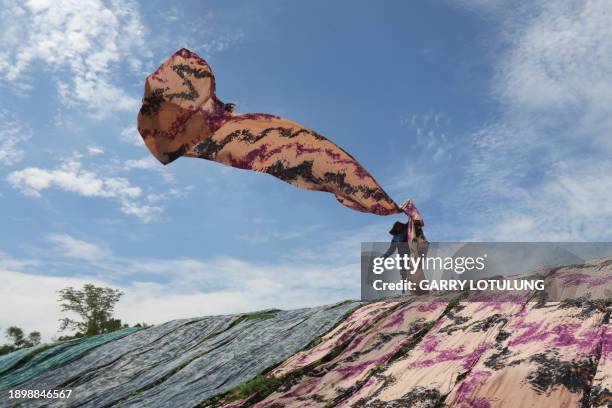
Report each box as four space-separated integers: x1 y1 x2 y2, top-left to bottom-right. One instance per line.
382 230 408 258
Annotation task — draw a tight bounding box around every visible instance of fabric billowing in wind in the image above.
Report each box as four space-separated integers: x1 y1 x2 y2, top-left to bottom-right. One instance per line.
137 48 418 217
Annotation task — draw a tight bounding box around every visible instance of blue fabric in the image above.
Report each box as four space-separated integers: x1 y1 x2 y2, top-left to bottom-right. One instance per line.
0 327 143 390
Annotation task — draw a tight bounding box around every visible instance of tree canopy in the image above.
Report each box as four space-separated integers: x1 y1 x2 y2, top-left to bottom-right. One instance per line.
0 326 41 356
58 284 125 337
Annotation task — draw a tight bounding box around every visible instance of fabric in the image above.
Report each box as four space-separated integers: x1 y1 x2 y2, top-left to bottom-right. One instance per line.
137 48 418 217
0 327 142 390
254 296 454 407
223 261 610 408
0 303 358 408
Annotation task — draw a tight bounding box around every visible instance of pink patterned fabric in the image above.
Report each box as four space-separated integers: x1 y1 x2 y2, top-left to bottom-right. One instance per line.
217 259 611 407
137 48 421 217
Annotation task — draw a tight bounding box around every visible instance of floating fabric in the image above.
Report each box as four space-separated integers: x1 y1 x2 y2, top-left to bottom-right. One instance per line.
137 48 420 217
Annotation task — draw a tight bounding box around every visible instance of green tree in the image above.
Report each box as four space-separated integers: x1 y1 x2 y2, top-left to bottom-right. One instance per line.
0 326 41 356
6 326 25 347
0 344 16 356
28 331 41 346
58 284 125 337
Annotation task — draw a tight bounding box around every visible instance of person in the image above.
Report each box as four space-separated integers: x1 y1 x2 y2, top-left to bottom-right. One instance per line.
410 224 427 289
381 198 429 295
382 221 411 294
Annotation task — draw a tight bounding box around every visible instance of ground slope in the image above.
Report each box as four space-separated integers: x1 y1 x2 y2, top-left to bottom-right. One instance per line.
0 302 359 408
0 259 610 408
211 259 611 408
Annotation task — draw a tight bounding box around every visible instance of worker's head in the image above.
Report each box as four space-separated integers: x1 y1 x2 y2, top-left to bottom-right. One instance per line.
389 221 407 235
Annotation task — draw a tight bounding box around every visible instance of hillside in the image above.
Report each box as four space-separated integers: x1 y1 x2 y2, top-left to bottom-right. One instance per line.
0 302 358 407
0 259 610 407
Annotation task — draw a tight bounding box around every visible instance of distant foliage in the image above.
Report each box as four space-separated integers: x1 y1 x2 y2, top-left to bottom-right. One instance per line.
0 326 41 356
58 284 126 338
1 284 138 355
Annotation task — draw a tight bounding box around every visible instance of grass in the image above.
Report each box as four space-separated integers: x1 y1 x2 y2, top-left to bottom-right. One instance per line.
200 366 310 407
227 309 282 331
199 305 368 407
201 295 467 407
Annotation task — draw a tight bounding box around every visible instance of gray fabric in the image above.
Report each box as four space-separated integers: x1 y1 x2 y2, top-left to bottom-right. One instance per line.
0 301 359 408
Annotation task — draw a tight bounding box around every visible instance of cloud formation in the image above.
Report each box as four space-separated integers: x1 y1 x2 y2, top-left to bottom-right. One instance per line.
460 0 612 240
0 233 360 340
47 234 109 261
0 110 31 166
6 156 162 222
0 0 147 117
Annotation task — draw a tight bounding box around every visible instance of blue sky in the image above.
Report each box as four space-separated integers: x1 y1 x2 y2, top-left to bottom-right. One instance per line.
1 0 611 339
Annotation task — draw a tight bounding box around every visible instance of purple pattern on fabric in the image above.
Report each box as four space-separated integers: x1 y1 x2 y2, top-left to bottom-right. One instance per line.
369 203 394 215
295 143 322 156
344 333 369 354
415 300 447 313
282 378 321 398
323 148 369 179
509 316 604 352
402 202 418 217
555 271 612 287
455 370 493 408
381 309 408 329
176 48 209 66
462 342 490 370
420 334 440 353
150 64 168 83
204 100 233 133
231 113 281 123
508 320 549 347
410 346 465 369
551 324 603 355
334 349 399 380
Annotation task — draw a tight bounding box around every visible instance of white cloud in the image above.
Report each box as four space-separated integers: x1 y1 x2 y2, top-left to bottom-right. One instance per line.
120 125 144 146
0 251 40 271
120 152 177 181
0 110 31 166
199 32 245 55
146 186 193 203
0 0 147 117
7 158 140 198
456 0 612 241
0 265 352 342
390 112 454 203
6 157 162 222
235 218 324 244
0 232 360 340
482 160 612 241
47 234 109 261
496 1 612 116
124 156 159 171
0 269 101 342
118 201 162 222
86 145 104 155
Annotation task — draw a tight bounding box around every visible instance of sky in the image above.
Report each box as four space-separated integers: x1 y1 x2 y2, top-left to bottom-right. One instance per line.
1 0 611 340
